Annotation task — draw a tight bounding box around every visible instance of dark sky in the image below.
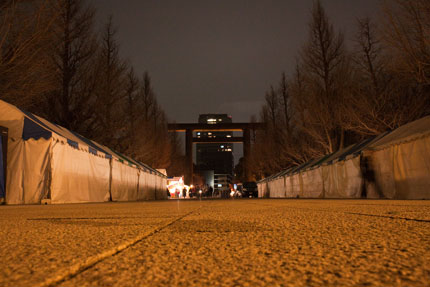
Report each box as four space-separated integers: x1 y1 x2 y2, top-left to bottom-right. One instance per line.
92 0 381 124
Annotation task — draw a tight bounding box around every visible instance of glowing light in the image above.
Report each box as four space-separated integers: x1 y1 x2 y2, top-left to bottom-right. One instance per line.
166 176 190 198
226 135 231 138
199 190 202 194
221 145 224 148
217 184 222 187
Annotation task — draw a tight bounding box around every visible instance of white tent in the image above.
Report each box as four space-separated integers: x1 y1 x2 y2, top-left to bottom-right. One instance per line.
367 116 430 199
0 100 167 204
257 116 430 199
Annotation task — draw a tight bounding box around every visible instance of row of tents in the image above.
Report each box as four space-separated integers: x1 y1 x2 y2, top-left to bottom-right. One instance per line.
257 116 430 199
0 100 167 204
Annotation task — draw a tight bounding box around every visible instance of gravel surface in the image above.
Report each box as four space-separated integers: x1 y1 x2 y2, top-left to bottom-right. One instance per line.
1 199 429 286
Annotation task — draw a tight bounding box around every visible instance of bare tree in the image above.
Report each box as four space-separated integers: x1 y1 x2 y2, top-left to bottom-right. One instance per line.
166 130 186 176
278 72 291 134
0 0 55 110
263 86 279 129
252 1 351 177
140 72 155 122
298 0 348 154
119 66 139 156
45 0 98 133
122 71 171 168
345 16 430 136
252 0 430 179
91 15 127 147
382 0 430 118
383 0 430 85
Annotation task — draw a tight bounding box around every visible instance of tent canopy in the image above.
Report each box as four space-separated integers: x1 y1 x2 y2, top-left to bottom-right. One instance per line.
369 116 430 150
0 100 165 176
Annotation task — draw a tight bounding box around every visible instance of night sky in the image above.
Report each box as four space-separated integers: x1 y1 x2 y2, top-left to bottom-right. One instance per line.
93 0 381 124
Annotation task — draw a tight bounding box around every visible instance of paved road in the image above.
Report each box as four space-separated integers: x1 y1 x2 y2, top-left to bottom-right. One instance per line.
0 199 429 287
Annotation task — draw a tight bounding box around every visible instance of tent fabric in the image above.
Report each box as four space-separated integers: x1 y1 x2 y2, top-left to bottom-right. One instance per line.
50 142 111 203
22 117 52 140
300 168 324 198
368 116 430 150
322 157 362 198
258 116 430 199
111 159 139 202
155 176 167 199
5 138 51 204
270 177 285 198
139 170 154 200
257 181 266 198
366 116 430 199
289 173 301 198
369 135 430 199
0 99 167 204
0 135 4 199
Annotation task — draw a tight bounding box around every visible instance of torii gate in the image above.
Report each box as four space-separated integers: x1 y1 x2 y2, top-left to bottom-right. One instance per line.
167 122 263 185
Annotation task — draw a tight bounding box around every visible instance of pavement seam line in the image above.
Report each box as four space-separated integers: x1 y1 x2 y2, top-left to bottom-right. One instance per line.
273 205 430 223
344 212 430 223
36 208 200 287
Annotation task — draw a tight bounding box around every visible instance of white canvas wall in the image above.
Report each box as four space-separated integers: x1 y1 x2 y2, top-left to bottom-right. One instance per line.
50 142 110 203
257 182 265 198
371 136 430 199
6 139 51 204
137 171 147 200
155 176 168 200
111 160 139 201
271 177 285 198
322 157 362 198
300 168 324 198
287 174 301 198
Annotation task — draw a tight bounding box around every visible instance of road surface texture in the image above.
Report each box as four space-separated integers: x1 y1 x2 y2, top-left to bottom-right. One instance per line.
0 199 429 287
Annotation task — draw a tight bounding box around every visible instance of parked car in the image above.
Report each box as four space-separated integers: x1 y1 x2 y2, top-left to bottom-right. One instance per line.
242 182 258 198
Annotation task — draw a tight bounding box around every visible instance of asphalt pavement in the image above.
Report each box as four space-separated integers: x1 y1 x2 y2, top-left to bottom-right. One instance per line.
0 199 429 287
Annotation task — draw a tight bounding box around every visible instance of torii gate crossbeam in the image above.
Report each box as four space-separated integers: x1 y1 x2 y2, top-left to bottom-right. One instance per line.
167 122 263 185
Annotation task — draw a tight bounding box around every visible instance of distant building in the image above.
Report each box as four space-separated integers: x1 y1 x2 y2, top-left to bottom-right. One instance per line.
196 114 234 193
